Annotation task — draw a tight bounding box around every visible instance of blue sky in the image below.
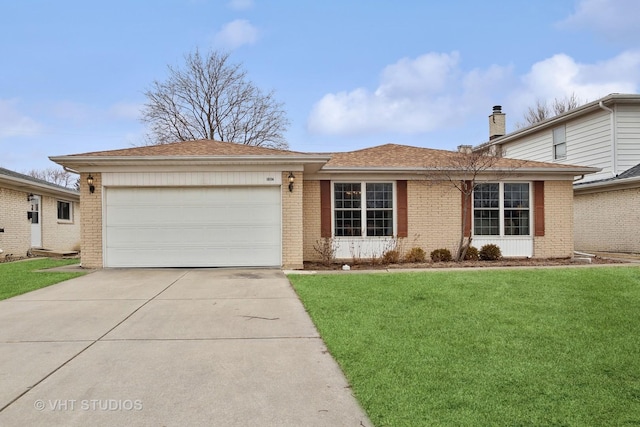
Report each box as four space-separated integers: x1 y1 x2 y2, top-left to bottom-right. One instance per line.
1 0 639 172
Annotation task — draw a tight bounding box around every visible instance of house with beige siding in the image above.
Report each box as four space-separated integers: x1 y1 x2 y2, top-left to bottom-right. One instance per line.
51 140 595 269
0 167 80 258
476 93 640 254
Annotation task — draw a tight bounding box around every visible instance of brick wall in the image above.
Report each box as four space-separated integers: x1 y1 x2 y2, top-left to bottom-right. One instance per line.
574 187 640 253
406 181 462 256
79 172 103 268
41 196 80 251
533 180 574 258
0 187 31 257
302 178 576 262
302 180 321 262
281 171 304 269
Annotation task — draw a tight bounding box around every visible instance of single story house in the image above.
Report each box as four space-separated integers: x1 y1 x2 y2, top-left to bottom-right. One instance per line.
50 140 597 269
475 93 640 253
0 167 80 258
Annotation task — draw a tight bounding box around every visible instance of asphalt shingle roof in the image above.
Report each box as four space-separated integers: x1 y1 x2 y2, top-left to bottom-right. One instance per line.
67 139 306 157
0 167 78 193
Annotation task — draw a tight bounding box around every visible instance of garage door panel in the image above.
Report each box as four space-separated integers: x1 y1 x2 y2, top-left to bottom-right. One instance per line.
104 187 281 267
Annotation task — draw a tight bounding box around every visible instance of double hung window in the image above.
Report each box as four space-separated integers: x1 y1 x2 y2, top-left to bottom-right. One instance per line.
334 182 393 237
473 183 530 236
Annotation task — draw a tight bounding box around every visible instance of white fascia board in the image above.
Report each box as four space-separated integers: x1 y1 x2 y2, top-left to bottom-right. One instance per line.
0 175 79 199
574 176 640 194
49 155 331 170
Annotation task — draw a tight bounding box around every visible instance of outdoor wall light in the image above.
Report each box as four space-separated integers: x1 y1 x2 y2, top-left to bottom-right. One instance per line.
87 174 95 194
27 193 34 201
288 172 295 192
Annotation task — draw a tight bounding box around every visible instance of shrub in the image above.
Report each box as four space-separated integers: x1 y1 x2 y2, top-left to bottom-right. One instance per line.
430 248 452 262
479 244 502 261
381 249 401 264
464 246 479 261
405 247 427 263
313 238 337 266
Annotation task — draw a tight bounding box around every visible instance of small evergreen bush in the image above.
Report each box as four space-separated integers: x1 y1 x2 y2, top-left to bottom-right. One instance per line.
464 246 479 261
381 249 401 264
479 244 502 261
405 247 427 263
430 248 452 262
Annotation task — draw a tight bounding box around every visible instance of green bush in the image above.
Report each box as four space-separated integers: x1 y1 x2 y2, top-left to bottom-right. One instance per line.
464 246 479 261
479 244 502 261
430 248 452 262
405 247 427 263
381 249 401 264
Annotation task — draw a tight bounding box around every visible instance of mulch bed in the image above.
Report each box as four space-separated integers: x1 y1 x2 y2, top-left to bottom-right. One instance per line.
304 256 629 271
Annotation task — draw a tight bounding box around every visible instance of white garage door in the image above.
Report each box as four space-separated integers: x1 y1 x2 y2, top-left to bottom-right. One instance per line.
104 187 281 268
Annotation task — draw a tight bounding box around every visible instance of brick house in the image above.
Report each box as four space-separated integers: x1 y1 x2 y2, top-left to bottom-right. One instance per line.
50 140 596 269
476 93 640 254
0 167 80 258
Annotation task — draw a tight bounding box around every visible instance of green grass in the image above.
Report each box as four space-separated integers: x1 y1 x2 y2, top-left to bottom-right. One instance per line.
0 258 85 300
289 267 640 427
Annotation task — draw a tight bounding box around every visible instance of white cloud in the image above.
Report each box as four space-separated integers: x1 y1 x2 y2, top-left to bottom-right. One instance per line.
213 19 259 49
308 50 640 137
0 99 42 138
509 51 640 113
307 52 510 135
558 0 640 39
228 0 254 10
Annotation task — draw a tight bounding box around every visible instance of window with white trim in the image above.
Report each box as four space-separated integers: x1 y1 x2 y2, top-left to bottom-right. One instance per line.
334 182 394 237
57 200 72 221
473 183 530 236
553 125 566 160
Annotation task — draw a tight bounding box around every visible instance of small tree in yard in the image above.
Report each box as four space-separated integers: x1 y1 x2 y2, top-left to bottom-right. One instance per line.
422 146 523 262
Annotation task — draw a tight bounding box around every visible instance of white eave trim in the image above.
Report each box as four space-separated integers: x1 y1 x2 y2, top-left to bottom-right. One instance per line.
574 175 640 193
318 166 600 175
0 175 80 199
49 154 332 168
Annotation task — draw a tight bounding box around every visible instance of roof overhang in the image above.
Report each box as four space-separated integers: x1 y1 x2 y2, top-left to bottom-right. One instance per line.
317 165 600 176
0 174 79 200
49 154 332 174
574 175 640 194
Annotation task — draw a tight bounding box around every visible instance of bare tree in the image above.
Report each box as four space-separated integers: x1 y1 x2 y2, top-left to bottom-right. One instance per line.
423 146 522 261
141 50 290 149
26 167 79 189
516 93 584 128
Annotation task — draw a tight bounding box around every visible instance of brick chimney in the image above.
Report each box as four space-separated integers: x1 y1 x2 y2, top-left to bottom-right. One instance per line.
489 105 505 140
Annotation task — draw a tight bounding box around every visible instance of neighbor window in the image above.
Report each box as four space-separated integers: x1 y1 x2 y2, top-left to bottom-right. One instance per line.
473 183 530 236
553 125 566 160
334 182 393 237
57 200 72 221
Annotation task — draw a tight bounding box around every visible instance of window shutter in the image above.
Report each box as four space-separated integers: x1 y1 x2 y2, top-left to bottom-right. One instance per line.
534 181 545 236
462 180 472 237
320 180 332 238
397 180 408 238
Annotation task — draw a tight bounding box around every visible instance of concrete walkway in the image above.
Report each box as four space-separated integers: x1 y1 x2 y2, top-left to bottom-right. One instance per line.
0 269 371 426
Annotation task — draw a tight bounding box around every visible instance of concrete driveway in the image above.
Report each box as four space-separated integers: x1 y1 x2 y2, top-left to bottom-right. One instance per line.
0 268 371 426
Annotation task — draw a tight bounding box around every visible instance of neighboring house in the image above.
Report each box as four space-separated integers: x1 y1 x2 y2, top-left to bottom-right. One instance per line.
0 167 80 258
476 93 640 254
50 140 595 269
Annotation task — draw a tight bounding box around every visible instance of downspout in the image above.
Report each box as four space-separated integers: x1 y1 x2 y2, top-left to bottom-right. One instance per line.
598 101 617 177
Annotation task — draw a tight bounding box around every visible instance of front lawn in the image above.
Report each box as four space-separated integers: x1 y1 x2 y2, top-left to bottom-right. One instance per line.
0 258 86 300
289 267 640 426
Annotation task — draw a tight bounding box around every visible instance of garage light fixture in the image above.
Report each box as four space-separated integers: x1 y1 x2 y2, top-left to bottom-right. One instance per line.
288 172 295 192
87 174 95 194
